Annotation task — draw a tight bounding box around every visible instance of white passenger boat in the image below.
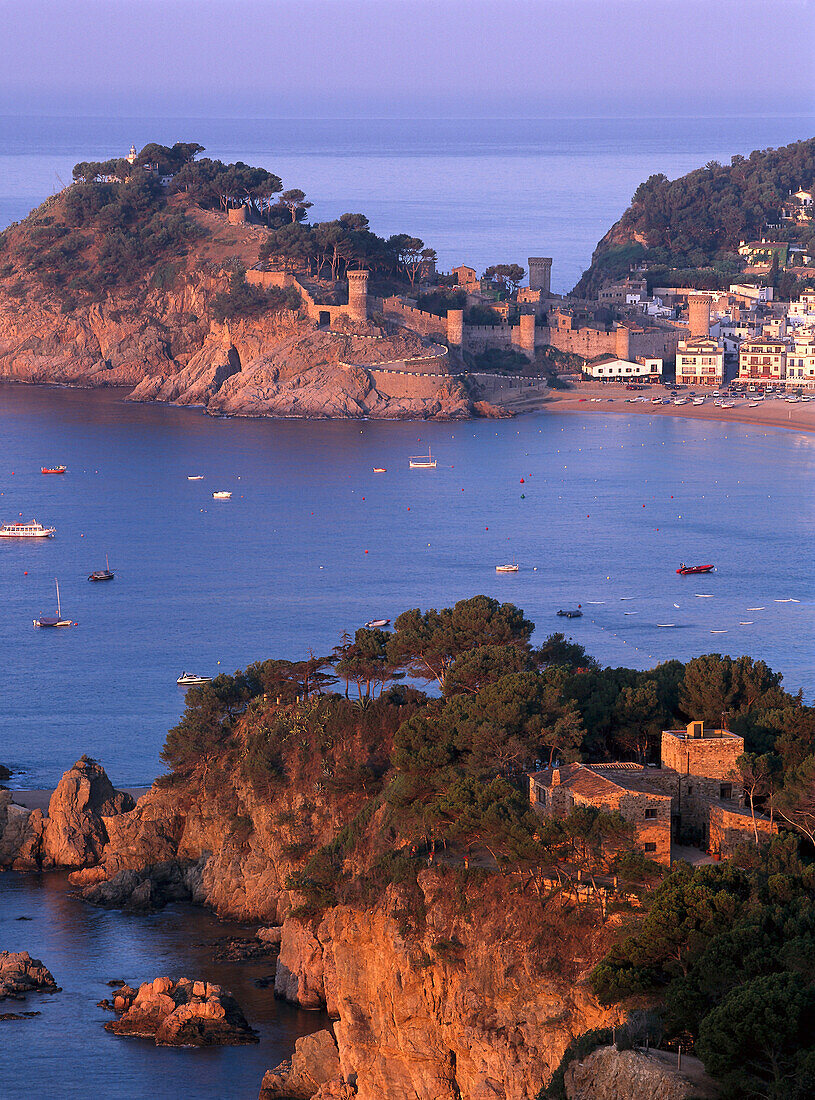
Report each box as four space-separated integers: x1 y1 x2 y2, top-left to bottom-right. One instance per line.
176 672 212 686
495 563 519 573
409 449 436 469
188 475 204 481
212 491 232 500
1 520 56 538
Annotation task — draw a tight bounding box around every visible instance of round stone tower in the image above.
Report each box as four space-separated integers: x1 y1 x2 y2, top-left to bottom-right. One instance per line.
347 270 369 323
519 312 536 359
615 324 631 360
528 257 552 296
447 308 464 349
688 294 711 339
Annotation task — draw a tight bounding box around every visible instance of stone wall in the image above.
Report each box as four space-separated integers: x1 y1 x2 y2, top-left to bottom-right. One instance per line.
368 370 453 401
661 731 744 781
709 802 777 857
380 297 447 339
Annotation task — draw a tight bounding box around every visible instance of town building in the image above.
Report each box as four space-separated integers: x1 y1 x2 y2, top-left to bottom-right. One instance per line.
738 336 789 385
598 277 648 305
787 330 815 389
583 355 662 381
788 291 815 327
528 720 777 865
781 189 813 221
675 337 725 386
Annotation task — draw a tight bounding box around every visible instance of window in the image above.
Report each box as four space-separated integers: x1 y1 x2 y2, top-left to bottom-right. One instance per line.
720 783 733 800
644 807 658 819
644 842 657 853
537 787 547 807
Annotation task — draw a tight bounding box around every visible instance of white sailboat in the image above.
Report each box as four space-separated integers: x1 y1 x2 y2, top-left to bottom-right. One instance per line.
34 578 75 627
409 448 436 469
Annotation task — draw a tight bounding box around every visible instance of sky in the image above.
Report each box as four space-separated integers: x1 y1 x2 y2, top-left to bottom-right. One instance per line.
1 0 813 119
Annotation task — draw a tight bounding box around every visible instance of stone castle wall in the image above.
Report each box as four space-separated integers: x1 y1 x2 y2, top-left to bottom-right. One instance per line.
709 803 777 857
661 732 744 781
368 370 452 401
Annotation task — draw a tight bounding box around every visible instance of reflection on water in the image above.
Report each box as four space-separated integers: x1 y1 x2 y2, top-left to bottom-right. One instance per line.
0 384 813 789
0 871 323 1100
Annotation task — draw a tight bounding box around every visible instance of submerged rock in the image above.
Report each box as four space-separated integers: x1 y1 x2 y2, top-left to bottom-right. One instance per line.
105 976 259 1047
259 1028 342 1099
0 952 58 1001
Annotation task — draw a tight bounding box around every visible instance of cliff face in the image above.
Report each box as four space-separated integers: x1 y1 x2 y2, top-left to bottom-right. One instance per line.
0 196 472 420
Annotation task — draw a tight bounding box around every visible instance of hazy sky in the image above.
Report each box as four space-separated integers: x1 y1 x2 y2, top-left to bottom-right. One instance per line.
1 0 813 118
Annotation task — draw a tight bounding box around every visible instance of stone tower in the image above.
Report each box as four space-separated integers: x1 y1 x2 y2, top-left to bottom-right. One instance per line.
615 324 631 360
688 295 711 339
528 257 552 296
347 270 369 323
447 308 464 350
519 312 536 359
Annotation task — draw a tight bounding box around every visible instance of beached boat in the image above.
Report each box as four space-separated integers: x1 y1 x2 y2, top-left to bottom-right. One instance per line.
364 618 391 629
88 555 114 582
496 563 519 573
33 579 75 627
212 491 232 500
409 449 436 469
41 466 66 475
0 520 56 539
177 672 212 686
677 563 715 575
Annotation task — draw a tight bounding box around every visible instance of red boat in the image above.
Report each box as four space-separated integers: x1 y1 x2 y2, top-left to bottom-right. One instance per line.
677 563 715 575
41 466 66 475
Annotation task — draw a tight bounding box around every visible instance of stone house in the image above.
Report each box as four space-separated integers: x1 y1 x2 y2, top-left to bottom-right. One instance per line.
528 720 777 865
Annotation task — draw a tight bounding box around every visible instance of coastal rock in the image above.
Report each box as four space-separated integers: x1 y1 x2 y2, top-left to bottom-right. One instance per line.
563 1045 717 1100
0 952 58 1001
42 755 135 869
259 1028 341 1099
0 763 10 782
81 857 207 910
105 976 258 1046
0 792 44 870
274 919 326 1011
257 926 283 946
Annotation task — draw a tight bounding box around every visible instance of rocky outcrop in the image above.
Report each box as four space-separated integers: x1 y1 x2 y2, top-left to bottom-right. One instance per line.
0 952 58 1001
104 976 258 1046
260 1029 341 1099
564 1046 718 1100
42 755 134 868
0 757 135 871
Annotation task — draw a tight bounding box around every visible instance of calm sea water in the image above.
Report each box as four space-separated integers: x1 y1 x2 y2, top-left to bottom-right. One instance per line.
0 871 322 1100
1 384 812 790
1 114 814 291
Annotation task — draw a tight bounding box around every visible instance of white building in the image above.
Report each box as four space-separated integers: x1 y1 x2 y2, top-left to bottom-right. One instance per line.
788 292 815 327
675 338 725 386
738 337 789 386
787 330 815 389
584 355 662 381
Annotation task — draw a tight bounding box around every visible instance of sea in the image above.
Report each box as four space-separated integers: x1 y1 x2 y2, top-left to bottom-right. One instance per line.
0 114 814 1099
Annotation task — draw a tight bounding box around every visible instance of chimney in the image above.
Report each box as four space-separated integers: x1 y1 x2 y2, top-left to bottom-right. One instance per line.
551 768 561 786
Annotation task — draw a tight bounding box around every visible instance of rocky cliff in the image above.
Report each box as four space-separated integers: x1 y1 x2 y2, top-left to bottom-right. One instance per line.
0 193 474 420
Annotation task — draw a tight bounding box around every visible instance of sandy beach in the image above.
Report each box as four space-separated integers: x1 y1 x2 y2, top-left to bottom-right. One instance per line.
542 381 815 433
8 787 150 812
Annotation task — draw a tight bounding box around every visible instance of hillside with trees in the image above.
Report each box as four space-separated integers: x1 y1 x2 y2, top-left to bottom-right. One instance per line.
572 136 815 297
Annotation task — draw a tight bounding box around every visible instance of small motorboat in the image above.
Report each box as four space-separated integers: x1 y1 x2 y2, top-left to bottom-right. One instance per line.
188 475 204 481
364 618 391 629
177 672 212 686
372 468 387 474
677 563 716 575
557 608 583 618
212 491 232 500
88 555 114 582
496 563 519 573
41 466 66 475
409 449 436 469
34 579 75 628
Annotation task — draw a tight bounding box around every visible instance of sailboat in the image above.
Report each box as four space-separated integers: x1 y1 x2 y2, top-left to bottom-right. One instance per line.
409 448 436 469
34 579 76 627
88 555 114 582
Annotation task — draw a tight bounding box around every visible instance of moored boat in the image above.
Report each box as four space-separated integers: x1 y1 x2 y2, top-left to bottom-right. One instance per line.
677 563 715 575
41 466 66 475
496 563 519 573
1 520 56 538
557 608 583 618
88 555 114 582
372 468 387 473
212 491 232 500
176 672 212 686
409 449 436 469
364 618 391 629
33 579 75 627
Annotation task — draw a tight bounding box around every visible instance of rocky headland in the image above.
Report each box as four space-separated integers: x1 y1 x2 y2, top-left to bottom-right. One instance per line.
0 951 58 1003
